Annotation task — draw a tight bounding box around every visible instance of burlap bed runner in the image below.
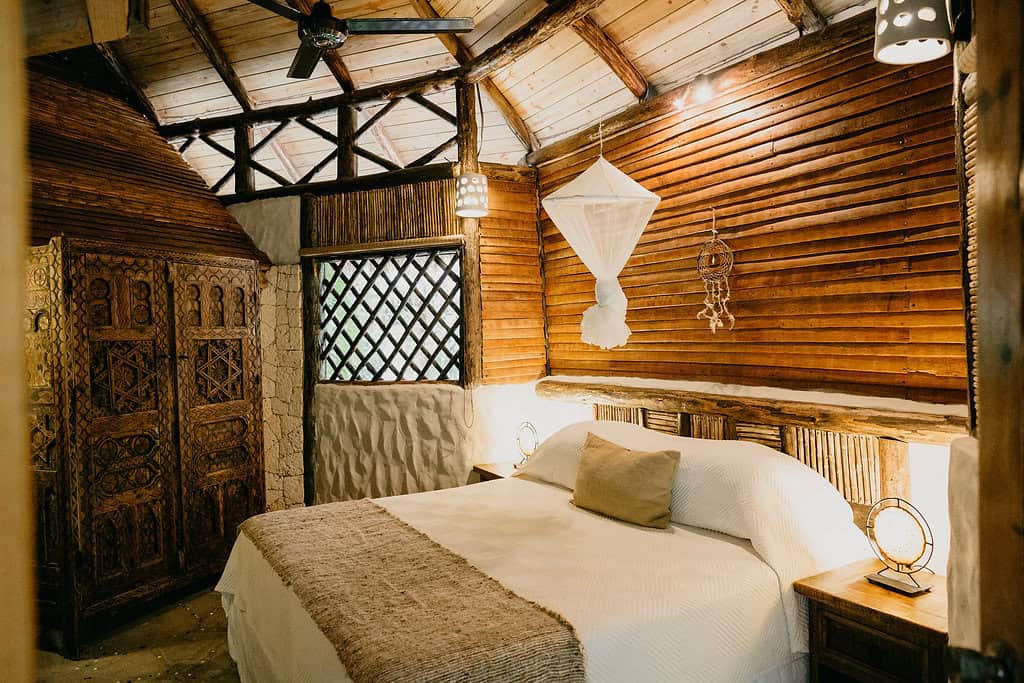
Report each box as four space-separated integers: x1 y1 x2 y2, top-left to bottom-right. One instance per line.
240 499 585 683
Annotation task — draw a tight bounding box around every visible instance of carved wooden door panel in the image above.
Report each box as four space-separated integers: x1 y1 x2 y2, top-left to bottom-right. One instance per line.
170 262 263 572
67 251 178 606
26 244 65 627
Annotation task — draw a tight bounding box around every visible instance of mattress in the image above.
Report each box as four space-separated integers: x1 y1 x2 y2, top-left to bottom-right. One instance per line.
217 477 807 682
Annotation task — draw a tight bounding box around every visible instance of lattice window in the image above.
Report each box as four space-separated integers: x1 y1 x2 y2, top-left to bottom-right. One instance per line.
318 248 463 383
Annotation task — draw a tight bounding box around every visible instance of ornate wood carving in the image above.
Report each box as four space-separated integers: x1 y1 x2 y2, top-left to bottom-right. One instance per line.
170 261 263 571
28 238 265 656
67 250 178 605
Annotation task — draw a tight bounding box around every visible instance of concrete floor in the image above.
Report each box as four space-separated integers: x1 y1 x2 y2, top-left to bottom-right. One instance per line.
37 591 239 682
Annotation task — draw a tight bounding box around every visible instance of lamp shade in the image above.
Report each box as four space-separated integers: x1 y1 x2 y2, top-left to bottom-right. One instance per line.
874 0 951 65
455 172 488 217
542 156 660 349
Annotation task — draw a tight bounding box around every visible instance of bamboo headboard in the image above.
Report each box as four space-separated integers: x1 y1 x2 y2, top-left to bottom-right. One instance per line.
537 378 969 527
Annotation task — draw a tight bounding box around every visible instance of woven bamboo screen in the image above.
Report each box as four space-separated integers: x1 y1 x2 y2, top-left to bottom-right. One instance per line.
306 178 460 249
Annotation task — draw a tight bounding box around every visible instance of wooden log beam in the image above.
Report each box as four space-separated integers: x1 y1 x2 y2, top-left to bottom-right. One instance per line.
288 0 403 168
457 79 483 388
408 0 539 152
169 0 252 113
569 14 653 100
465 0 604 82
95 43 158 123
160 0 602 138
775 0 827 33
171 0 302 186
25 0 130 56
527 12 873 166
535 378 969 444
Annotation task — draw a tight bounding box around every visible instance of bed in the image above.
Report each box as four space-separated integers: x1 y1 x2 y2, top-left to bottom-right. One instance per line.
216 411 895 683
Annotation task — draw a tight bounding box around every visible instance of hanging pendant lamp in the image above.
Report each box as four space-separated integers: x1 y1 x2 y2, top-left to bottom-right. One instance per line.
542 156 660 350
874 0 951 65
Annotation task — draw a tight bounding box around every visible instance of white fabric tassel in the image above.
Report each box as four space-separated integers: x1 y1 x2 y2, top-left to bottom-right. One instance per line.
582 279 630 349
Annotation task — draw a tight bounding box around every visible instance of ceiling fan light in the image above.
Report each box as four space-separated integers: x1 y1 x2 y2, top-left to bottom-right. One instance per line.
874 0 951 65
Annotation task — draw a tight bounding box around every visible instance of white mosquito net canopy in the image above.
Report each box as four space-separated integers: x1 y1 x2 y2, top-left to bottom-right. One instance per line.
542 156 660 349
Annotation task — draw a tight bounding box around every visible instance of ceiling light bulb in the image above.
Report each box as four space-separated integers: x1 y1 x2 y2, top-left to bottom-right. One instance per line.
692 74 714 104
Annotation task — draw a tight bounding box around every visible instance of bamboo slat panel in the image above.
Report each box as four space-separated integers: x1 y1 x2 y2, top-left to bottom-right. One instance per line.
28 67 263 261
537 18 966 404
480 171 547 384
307 178 460 248
961 95 979 428
592 400 908 513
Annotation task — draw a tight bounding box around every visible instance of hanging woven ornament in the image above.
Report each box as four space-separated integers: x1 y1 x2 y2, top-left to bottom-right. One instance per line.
696 209 735 334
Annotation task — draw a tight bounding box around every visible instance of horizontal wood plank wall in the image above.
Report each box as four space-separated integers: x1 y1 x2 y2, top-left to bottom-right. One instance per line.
304 163 547 384
28 68 263 261
536 18 966 404
480 166 547 384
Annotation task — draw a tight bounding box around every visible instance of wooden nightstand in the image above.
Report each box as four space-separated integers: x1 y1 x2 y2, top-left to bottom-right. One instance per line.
471 462 519 483
795 559 948 683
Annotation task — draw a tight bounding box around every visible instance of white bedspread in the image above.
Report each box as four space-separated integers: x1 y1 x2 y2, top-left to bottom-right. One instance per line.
218 478 806 682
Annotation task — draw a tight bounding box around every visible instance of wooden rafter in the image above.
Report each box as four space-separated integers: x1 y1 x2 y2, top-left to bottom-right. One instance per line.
160 0 605 138
408 0 539 152
287 0 403 168
774 0 827 33
169 0 299 183
95 43 158 123
568 14 652 100
465 0 604 81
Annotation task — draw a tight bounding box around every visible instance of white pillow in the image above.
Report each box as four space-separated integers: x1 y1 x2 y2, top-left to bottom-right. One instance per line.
514 420 686 490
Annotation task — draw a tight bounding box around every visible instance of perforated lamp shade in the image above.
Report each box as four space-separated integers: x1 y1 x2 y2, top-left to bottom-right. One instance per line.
455 172 488 218
874 0 951 65
542 156 660 349
873 506 927 567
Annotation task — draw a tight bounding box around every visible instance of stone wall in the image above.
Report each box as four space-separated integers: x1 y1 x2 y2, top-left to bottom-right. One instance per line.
260 265 304 510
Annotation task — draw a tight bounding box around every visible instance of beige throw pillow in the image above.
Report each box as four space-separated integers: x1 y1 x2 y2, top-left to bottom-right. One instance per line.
571 432 680 529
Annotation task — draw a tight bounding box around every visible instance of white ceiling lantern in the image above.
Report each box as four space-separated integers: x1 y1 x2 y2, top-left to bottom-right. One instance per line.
874 0 951 65
542 156 660 350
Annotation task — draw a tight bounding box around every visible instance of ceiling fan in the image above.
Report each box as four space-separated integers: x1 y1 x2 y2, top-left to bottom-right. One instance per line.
246 0 474 79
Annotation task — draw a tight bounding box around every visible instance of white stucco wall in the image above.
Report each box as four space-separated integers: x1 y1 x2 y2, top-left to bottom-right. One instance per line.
229 195 301 264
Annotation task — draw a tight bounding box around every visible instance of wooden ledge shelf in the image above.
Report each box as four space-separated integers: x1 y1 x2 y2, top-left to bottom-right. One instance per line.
535 378 968 445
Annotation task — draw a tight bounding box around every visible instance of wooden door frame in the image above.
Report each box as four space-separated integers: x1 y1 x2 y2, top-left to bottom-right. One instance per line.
0 2 33 678
976 0 1024 661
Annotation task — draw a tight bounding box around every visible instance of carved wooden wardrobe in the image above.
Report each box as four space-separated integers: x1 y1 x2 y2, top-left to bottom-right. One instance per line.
28 237 264 655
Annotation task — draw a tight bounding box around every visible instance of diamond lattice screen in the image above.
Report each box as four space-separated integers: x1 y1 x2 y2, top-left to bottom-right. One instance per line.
319 248 463 382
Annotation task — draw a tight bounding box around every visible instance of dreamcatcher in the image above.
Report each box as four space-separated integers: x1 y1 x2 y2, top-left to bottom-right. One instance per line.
696 209 735 333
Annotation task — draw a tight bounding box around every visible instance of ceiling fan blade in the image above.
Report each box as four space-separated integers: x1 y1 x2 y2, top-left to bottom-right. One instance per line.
343 17 474 35
246 0 305 22
287 43 324 79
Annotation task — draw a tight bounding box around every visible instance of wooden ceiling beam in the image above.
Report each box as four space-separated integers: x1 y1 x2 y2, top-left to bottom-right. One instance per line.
170 0 301 182
160 0 605 138
568 14 653 100
465 0 605 82
409 0 539 152
169 0 252 113
774 0 828 33
287 0 403 168
95 42 158 123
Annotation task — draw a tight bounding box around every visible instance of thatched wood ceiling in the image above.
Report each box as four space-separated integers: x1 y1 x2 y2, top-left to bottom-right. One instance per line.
110 0 874 191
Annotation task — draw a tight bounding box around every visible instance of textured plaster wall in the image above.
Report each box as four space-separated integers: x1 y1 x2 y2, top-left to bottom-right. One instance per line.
228 196 301 264
314 382 590 502
260 265 305 510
